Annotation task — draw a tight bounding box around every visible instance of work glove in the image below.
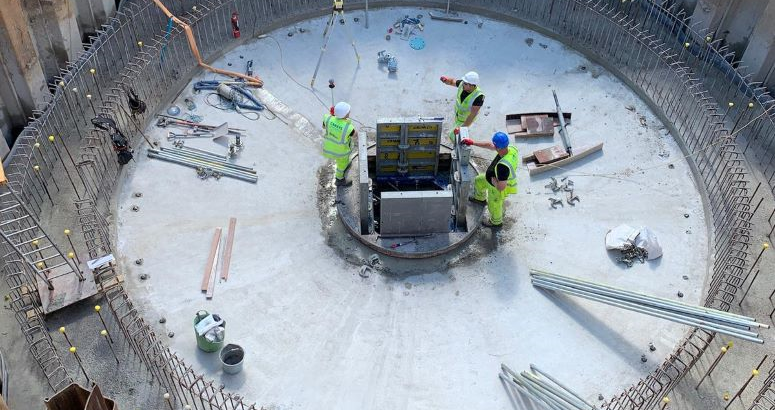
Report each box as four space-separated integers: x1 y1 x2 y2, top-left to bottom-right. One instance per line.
329 106 335 115
440 76 450 83
461 138 474 146
453 127 460 135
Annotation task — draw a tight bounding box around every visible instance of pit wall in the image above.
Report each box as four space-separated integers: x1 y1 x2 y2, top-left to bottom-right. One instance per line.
0 0 765 408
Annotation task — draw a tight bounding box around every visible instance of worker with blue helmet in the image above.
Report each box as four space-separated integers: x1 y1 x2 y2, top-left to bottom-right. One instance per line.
460 131 518 227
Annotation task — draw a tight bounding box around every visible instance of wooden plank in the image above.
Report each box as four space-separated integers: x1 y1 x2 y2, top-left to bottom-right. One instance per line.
205 240 220 299
201 228 222 292
221 218 237 280
524 143 604 176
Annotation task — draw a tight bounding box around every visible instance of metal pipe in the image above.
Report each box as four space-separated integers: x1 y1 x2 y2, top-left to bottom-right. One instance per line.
160 146 233 164
499 373 554 410
173 144 227 160
553 90 572 155
510 374 567 410
531 274 760 329
502 363 590 410
531 270 760 325
151 151 256 177
149 149 256 174
148 151 257 180
531 277 761 338
532 279 763 343
158 146 238 164
532 274 761 330
154 154 257 182
521 371 589 410
519 374 577 410
147 151 257 183
530 364 596 410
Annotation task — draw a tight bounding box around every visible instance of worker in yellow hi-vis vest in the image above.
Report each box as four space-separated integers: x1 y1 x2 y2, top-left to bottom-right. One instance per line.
322 102 357 187
461 132 518 228
440 71 485 144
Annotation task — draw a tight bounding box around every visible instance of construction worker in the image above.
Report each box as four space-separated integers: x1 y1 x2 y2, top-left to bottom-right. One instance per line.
461 132 518 228
440 71 484 144
323 101 357 187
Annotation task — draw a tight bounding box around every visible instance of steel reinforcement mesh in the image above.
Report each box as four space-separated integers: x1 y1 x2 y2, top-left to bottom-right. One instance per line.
1 0 770 408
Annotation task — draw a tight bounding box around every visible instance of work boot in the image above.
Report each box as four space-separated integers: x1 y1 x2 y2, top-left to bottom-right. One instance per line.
468 196 487 206
335 178 352 187
481 219 502 228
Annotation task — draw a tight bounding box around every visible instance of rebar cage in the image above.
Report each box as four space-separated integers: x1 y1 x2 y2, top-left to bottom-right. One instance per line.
1 0 772 408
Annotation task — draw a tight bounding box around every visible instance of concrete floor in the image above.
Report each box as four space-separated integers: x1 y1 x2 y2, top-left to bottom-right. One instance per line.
116 8 709 409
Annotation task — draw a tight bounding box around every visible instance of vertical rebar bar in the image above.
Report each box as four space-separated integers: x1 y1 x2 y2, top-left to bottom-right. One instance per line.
69 346 91 385
58 326 74 347
739 243 769 305
63 229 82 266
696 342 733 389
725 355 768 409
94 305 115 344
101 329 120 365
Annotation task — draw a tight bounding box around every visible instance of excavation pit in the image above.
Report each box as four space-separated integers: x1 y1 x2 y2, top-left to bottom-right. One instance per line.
112 7 709 410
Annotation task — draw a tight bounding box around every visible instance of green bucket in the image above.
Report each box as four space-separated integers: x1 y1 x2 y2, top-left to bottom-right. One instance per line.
194 310 225 353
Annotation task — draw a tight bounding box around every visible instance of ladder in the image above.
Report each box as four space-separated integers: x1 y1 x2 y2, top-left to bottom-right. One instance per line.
0 163 84 290
0 161 74 389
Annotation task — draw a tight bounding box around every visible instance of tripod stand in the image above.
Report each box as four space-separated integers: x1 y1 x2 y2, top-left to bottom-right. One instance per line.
311 0 360 88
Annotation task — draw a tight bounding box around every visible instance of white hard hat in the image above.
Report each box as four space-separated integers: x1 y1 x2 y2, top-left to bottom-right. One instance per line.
462 71 480 85
334 101 351 119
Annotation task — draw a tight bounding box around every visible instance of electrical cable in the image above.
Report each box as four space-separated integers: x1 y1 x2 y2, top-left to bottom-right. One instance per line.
203 93 260 121
263 35 329 109
193 80 265 110
262 35 375 133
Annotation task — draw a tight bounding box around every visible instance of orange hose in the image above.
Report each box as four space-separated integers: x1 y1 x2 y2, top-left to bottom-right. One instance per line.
152 0 263 87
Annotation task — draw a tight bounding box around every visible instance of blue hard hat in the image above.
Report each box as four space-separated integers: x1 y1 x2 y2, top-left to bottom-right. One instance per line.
492 132 509 149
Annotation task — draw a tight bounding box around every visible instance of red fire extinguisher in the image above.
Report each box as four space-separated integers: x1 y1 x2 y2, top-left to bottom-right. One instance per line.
231 12 240 38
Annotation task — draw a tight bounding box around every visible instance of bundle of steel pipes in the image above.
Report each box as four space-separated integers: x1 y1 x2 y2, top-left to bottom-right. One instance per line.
147 146 257 183
530 270 767 344
500 363 596 410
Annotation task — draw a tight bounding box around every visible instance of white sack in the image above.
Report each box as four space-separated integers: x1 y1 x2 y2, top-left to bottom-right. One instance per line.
605 224 640 250
635 227 663 260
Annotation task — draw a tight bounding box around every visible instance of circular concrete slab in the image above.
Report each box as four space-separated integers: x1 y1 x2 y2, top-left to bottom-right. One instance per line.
118 8 709 409
335 144 486 258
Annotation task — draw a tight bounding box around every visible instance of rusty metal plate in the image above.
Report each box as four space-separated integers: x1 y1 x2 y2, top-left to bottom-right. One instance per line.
37 266 98 314
522 115 555 136
533 145 570 164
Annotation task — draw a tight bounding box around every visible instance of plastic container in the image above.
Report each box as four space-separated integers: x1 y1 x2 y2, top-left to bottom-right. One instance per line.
219 344 245 374
194 310 225 353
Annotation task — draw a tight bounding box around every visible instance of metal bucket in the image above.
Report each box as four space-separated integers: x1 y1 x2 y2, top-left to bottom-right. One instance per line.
219 344 244 374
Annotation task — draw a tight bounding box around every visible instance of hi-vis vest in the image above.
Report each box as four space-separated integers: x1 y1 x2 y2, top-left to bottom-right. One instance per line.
322 114 353 159
454 84 484 124
496 146 519 195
